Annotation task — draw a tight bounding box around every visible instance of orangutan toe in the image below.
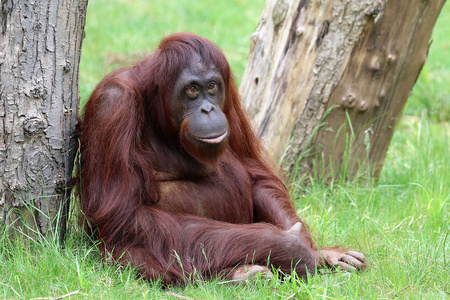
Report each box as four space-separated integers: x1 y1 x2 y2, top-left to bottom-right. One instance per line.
230 264 273 283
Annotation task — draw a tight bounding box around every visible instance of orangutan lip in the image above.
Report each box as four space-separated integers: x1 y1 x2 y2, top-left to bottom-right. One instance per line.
196 131 228 144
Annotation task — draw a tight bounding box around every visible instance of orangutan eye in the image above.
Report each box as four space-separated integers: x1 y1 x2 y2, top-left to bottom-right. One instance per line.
207 81 217 94
186 85 199 99
208 82 217 91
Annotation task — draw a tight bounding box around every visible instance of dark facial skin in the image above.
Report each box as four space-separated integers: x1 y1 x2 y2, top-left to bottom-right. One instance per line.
170 61 229 148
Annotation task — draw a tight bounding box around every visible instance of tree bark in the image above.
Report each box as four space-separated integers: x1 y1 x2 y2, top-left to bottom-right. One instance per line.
0 0 88 237
240 0 445 181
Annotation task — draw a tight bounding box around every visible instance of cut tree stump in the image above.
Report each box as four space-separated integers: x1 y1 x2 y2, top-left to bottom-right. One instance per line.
0 0 88 238
240 0 445 181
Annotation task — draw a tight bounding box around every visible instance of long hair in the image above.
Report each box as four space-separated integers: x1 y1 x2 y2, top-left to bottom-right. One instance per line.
78 32 301 271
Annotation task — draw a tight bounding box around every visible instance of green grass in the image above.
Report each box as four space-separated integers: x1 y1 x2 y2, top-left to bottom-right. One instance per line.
406 4 450 122
1 1 449 299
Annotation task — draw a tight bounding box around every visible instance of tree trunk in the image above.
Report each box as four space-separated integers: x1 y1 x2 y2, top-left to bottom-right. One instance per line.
0 0 88 237
240 0 445 181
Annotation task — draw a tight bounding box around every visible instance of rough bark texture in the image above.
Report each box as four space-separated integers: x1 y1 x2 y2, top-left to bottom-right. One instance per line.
240 0 445 180
0 0 88 236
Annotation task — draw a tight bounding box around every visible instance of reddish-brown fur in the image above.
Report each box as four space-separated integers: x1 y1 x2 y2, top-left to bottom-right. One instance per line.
79 33 364 285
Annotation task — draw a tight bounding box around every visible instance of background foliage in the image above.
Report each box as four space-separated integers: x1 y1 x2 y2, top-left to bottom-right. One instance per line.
1 1 448 299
